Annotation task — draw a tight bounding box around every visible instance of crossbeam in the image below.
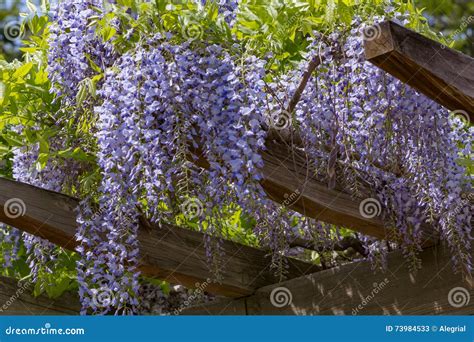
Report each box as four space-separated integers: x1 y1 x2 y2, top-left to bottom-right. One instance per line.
257 141 436 245
3 244 472 315
185 244 474 315
0 276 80 315
364 20 474 121
0 177 319 298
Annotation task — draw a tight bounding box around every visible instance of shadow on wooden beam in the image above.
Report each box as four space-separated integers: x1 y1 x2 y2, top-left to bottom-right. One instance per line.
184 244 474 315
0 177 319 298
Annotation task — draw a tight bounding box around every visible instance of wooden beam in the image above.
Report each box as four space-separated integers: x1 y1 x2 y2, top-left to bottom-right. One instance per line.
364 20 474 121
185 244 474 315
0 177 319 298
0 276 80 315
260 141 388 239
259 141 436 245
184 298 247 315
193 140 395 241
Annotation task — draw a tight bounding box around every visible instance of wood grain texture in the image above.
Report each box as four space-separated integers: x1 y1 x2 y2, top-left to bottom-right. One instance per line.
260 141 437 245
0 177 319 298
183 298 247 315
260 141 388 239
138 221 319 297
0 276 80 315
186 244 474 315
364 20 474 121
0 177 79 250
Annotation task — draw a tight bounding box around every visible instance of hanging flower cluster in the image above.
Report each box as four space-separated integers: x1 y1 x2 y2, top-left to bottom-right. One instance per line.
3 0 469 316
47 0 115 104
74 37 269 313
7 134 82 279
281 20 473 272
201 0 240 25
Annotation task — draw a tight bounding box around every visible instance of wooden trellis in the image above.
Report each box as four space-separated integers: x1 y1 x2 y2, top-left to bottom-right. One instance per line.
0 21 473 315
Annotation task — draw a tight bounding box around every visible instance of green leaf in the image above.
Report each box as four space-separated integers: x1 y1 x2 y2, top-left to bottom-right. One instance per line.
34 69 48 85
36 133 49 153
102 26 117 42
84 54 102 74
47 276 73 299
76 83 87 106
0 144 10 158
2 135 23 147
36 152 49 170
33 280 43 297
24 129 36 144
26 0 37 13
13 63 33 79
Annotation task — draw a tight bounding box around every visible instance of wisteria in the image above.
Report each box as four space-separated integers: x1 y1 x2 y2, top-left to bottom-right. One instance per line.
47 0 114 104
73 36 271 313
5 135 81 280
0 224 21 268
2 0 471 316
284 21 473 272
201 0 239 26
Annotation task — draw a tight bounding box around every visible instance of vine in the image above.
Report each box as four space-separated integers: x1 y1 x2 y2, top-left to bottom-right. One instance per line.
0 0 471 315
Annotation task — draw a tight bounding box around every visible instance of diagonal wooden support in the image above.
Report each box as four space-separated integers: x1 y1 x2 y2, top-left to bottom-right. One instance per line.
192 140 397 241
259 141 437 246
260 141 388 238
364 20 474 121
0 177 319 298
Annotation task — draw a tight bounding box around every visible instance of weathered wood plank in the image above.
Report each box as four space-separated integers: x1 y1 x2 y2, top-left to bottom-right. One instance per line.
0 276 80 315
0 177 319 298
261 141 388 239
138 222 319 297
364 20 474 121
186 244 474 315
193 140 395 241
183 298 247 315
260 141 437 245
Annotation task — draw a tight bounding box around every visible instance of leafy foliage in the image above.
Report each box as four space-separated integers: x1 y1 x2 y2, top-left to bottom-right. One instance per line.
0 0 471 314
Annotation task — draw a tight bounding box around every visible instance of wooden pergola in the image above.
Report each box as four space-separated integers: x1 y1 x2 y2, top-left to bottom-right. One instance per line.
0 21 473 315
